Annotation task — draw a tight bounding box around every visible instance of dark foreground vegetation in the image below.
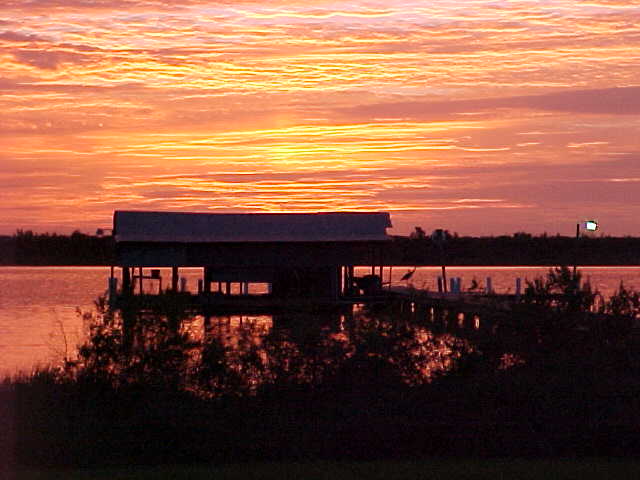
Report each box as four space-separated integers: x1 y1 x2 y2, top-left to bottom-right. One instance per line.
3 268 640 472
1 229 640 265
17 458 640 480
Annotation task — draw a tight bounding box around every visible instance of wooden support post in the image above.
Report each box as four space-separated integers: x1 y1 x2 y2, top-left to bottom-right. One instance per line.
441 264 448 293
204 267 212 293
107 277 118 305
226 282 231 295
172 266 179 291
138 267 143 294
348 265 354 293
574 222 580 275
342 266 349 296
122 267 131 294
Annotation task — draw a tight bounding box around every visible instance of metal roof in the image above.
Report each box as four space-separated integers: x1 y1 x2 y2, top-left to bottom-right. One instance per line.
113 211 392 243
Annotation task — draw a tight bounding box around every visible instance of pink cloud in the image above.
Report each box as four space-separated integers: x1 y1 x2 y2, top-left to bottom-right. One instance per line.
0 30 48 42
340 87 640 123
12 49 92 70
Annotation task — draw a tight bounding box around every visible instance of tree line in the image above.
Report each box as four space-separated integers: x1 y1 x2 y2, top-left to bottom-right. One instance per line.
0 229 639 265
392 231 640 265
0 230 114 265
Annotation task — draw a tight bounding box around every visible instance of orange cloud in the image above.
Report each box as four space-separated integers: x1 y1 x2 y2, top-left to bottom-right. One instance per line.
1 1 639 235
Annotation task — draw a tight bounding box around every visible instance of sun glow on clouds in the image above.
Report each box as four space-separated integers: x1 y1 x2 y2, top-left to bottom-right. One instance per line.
1 0 640 234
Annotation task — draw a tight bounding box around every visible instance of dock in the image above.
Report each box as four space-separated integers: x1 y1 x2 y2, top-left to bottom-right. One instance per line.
108 210 610 335
112 284 522 325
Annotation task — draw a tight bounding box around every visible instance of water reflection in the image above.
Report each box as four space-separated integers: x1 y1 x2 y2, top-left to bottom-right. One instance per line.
2 266 639 375
197 309 469 393
71 301 471 396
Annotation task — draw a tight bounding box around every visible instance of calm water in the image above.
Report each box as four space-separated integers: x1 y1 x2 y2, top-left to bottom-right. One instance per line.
1 265 639 375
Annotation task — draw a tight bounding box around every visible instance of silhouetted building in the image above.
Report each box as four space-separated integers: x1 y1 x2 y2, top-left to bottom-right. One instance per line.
113 210 391 299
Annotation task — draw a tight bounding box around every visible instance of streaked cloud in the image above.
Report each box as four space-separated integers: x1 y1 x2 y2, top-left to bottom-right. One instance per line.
0 0 639 234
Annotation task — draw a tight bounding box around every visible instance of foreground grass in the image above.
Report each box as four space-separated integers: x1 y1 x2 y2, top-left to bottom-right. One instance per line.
15 459 640 480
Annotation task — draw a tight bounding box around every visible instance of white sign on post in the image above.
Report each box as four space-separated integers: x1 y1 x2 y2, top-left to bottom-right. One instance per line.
585 220 598 232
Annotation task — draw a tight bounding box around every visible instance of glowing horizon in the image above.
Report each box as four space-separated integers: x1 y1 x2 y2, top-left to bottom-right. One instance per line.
1 1 639 236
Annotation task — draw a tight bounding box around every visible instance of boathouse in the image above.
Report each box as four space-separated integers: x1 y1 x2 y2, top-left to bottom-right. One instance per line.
113 210 392 300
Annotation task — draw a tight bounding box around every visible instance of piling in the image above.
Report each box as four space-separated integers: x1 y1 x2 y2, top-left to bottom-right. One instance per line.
204 267 213 293
172 266 179 291
108 277 118 305
122 267 131 294
441 264 448 293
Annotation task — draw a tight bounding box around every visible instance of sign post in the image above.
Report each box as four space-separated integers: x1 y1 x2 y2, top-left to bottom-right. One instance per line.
574 220 598 275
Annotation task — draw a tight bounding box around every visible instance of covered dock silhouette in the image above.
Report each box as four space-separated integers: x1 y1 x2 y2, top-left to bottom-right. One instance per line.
111 210 392 311
109 210 547 321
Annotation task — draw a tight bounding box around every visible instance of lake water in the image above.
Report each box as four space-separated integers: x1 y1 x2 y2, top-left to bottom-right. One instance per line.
1 265 639 376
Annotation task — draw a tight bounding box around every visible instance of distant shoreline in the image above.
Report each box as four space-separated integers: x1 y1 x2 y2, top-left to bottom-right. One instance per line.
2 232 640 267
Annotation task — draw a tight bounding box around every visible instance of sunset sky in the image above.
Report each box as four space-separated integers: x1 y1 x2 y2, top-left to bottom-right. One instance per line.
1 0 639 236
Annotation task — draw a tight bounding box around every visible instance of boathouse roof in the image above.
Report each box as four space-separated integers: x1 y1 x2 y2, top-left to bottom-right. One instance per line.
113 211 392 244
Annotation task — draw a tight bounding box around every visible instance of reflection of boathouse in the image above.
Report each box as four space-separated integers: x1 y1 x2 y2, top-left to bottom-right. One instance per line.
113 210 391 302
